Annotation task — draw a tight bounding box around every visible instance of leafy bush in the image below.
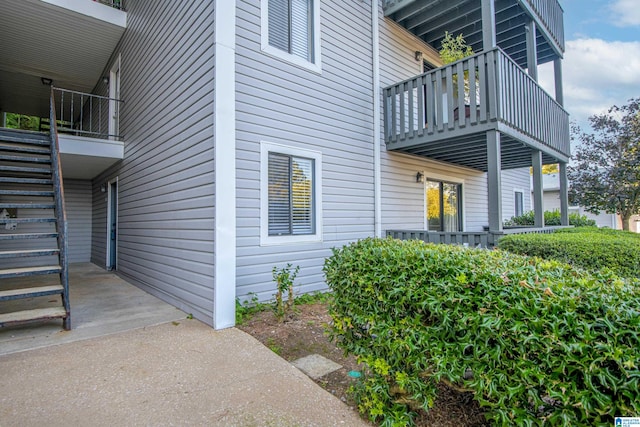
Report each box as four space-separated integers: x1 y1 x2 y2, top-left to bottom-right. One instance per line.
324 238 640 426
499 227 640 278
504 210 596 227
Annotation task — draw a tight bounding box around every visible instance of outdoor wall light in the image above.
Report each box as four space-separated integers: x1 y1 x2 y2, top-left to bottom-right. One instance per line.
100 184 107 193
103 76 110 85
41 77 53 86
415 51 423 61
416 171 424 183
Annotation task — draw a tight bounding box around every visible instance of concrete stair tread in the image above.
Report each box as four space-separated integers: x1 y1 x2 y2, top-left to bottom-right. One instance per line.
0 307 67 326
0 284 64 300
0 144 50 154
0 218 56 224
0 154 51 163
0 203 55 209
0 177 53 184
0 190 54 196
0 165 51 174
0 233 59 240
0 249 60 258
0 265 62 279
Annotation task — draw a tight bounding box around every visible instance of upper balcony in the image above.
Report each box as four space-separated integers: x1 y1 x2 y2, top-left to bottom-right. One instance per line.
383 48 570 171
0 0 126 120
0 0 126 179
383 0 564 68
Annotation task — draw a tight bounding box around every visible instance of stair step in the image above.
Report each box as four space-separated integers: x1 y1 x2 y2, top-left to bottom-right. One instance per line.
0 265 62 279
0 217 56 224
0 177 53 185
0 233 58 240
0 249 60 258
0 307 67 327
0 285 64 301
0 203 55 209
0 190 54 197
0 154 51 164
0 144 50 155
0 130 50 146
0 165 51 174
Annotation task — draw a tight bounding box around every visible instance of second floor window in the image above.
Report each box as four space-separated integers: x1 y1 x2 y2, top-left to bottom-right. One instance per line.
268 0 314 63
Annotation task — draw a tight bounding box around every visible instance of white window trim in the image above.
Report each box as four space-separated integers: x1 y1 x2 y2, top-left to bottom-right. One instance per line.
260 0 322 74
260 141 323 246
421 171 466 231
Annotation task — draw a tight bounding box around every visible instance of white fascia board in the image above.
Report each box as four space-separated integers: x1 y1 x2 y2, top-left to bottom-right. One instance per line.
58 134 124 159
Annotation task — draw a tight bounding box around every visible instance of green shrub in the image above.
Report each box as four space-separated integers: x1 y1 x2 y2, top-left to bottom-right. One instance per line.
498 228 640 278
324 238 640 426
505 210 596 227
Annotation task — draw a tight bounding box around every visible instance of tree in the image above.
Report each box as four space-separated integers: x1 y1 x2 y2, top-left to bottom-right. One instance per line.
568 98 640 231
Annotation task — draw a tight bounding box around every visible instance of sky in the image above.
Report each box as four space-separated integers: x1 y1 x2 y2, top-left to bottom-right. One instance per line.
538 0 640 131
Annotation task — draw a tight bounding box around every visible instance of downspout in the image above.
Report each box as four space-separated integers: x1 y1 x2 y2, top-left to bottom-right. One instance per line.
372 0 382 237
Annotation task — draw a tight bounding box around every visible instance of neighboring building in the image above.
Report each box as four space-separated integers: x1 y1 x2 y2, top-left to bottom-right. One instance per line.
0 0 569 329
534 173 640 232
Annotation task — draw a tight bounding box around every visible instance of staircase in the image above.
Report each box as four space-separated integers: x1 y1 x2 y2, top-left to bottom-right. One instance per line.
0 128 70 330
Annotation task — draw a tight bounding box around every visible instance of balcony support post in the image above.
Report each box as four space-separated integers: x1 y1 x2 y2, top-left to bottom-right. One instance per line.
532 150 545 227
554 59 564 106
487 130 503 232
481 0 497 50
559 162 569 226
525 18 538 81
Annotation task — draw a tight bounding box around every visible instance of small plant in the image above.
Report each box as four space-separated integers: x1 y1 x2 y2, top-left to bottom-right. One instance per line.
235 293 267 325
272 263 300 321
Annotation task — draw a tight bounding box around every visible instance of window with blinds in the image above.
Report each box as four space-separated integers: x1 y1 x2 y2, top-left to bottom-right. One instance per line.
268 152 315 236
267 0 314 62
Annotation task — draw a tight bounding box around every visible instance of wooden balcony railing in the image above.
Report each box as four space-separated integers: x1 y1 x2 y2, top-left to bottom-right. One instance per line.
383 47 570 159
522 0 565 52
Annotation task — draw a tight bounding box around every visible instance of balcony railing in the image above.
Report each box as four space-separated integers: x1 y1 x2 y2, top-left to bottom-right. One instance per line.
522 0 565 52
94 0 124 10
51 87 123 140
386 226 573 248
383 47 570 159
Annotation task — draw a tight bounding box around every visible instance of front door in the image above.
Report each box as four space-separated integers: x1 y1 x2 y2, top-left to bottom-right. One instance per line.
107 181 118 270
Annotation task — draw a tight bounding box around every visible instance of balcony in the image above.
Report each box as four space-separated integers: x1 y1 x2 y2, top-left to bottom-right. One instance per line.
383 48 569 171
383 0 564 67
0 0 126 120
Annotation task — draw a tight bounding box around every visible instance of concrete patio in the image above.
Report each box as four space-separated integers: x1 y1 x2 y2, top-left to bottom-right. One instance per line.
0 263 367 426
0 263 189 356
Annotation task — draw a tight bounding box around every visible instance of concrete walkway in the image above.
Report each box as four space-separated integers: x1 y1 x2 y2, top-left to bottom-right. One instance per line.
0 319 368 426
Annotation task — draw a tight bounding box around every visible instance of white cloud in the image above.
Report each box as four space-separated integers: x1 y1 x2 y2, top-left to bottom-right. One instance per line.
610 0 640 27
538 38 640 129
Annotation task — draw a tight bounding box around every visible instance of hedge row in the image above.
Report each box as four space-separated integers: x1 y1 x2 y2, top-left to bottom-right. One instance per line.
498 227 640 278
504 211 596 227
324 238 640 426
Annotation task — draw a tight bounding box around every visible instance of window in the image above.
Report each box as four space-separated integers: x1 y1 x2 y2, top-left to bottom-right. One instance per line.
261 142 322 245
514 191 524 217
426 179 462 232
261 0 321 72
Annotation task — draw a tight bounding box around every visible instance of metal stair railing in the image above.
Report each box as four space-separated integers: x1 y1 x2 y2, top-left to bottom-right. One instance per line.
49 87 71 330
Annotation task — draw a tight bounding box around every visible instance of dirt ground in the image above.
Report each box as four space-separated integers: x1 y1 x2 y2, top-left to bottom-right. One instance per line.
238 301 489 427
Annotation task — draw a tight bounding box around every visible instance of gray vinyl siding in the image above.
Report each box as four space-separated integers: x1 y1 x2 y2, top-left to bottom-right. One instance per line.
89 0 216 324
378 8 490 232
501 168 531 221
65 179 92 263
235 0 375 302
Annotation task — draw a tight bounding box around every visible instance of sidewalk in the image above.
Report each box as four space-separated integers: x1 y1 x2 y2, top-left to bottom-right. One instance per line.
0 320 368 426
